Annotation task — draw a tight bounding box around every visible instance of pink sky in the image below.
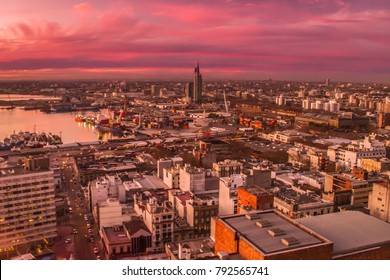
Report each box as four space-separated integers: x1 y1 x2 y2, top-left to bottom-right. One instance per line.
0 0 389 82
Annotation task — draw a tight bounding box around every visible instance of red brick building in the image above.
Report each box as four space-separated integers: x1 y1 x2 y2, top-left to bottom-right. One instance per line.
237 185 274 214
214 210 333 260
214 210 390 260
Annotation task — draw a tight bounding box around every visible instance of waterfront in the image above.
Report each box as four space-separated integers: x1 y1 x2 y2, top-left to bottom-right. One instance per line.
0 108 117 144
0 94 60 101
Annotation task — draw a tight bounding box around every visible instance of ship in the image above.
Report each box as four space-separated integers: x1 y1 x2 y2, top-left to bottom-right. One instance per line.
95 97 126 133
95 114 124 132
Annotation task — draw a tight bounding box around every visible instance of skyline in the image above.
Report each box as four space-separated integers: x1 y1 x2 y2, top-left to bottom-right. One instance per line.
1 1 390 82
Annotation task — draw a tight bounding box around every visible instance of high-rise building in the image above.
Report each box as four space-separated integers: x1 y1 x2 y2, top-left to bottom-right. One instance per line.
186 82 194 100
0 167 57 258
193 61 202 104
151 85 161 96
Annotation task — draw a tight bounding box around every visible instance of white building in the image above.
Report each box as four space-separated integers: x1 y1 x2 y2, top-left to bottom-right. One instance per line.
275 95 286 106
139 197 174 248
95 198 133 229
212 160 243 177
368 181 390 223
162 166 181 189
302 99 312 110
179 164 206 193
218 174 245 215
327 136 386 168
0 168 57 257
157 157 183 180
89 175 126 209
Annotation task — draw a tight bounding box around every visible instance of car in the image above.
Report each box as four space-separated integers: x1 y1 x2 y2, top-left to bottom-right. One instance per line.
89 238 95 243
65 238 71 244
86 224 91 228
93 247 99 254
72 229 78 234
96 255 101 260
88 228 93 233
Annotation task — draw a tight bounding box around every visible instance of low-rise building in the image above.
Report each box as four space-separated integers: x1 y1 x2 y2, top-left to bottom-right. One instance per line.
94 198 133 229
214 210 333 260
324 169 371 207
359 158 390 173
296 211 390 259
327 136 386 168
273 188 333 219
186 196 218 237
214 210 390 260
213 160 243 177
237 185 274 214
134 191 174 248
218 174 245 216
368 180 390 223
101 218 152 257
165 239 215 260
179 164 206 193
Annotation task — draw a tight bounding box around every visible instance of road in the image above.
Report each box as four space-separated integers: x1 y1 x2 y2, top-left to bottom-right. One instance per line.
54 158 104 260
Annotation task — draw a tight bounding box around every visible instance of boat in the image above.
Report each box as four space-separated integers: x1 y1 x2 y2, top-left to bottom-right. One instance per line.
75 115 85 122
95 114 124 132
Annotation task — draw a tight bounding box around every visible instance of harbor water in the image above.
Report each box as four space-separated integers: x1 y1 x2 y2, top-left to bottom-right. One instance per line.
0 108 117 144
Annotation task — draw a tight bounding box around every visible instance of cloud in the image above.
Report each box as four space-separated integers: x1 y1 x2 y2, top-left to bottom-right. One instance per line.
0 0 389 81
73 2 94 13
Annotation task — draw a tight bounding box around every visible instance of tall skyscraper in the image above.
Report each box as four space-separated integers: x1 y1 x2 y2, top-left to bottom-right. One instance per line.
193 61 203 104
186 82 194 100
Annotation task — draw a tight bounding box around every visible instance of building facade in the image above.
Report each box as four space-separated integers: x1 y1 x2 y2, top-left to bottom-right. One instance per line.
193 62 202 104
0 168 57 258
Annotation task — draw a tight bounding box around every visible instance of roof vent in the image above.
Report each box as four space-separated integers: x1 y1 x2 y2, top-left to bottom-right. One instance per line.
268 228 285 237
245 214 262 221
281 236 300 246
256 220 271 228
217 251 230 260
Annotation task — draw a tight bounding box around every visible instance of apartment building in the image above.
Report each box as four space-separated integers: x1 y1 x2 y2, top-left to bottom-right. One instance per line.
0 168 57 258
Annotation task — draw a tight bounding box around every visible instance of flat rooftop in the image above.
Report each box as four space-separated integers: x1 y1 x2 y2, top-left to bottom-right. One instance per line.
0 167 52 178
135 175 169 190
103 226 130 245
297 211 390 257
240 185 271 196
222 211 326 255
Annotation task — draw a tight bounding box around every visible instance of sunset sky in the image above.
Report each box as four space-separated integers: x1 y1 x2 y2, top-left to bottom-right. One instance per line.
0 0 389 82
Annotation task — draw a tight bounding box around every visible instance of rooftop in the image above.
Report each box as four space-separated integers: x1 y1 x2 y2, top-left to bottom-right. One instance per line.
135 175 169 190
297 211 390 257
222 211 327 255
240 185 272 196
0 167 52 178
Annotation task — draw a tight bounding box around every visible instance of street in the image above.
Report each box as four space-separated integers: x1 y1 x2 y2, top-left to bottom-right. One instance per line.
53 158 104 260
